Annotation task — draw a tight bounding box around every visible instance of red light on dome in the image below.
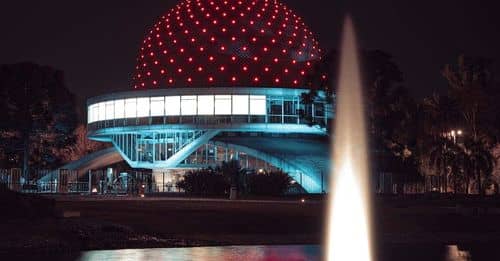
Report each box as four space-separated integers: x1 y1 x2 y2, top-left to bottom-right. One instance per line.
231 56 237 61
264 67 269 72
273 58 279 63
209 56 214 61
300 70 305 75
198 66 203 72
253 57 258 61
160 69 166 74
187 77 192 82
178 68 183 73
199 47 205 51
220 66 225 71
153 80 158 85
293 80 298 85
232 76 237 82
275 78 280 83
243 66 248 71
188 57 193 62
254 77 259 82
209 76 214 82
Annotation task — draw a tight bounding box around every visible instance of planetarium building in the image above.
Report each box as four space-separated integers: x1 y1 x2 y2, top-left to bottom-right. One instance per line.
86 0 332 193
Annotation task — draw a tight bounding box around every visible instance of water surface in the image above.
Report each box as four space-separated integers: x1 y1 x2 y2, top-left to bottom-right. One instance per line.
78 245 321 261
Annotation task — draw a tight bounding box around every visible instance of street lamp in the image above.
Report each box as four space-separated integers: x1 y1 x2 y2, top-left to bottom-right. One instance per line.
449 129 463 144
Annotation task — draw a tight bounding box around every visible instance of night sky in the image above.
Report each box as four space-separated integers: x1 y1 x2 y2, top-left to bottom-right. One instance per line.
1 0 499 104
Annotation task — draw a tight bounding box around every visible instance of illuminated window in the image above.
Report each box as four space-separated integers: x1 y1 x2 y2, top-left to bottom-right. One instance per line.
165 96 180 116
250 95 266 115
150 96 165 116
105 101 114 120
181 96 197 115
88 104 99 123
137 98 150 117
215 95 232 115
197 95 214 115
232 95 249 115
87 106 92 123
125 98 137 118
114 99 125 119
98 102 106 121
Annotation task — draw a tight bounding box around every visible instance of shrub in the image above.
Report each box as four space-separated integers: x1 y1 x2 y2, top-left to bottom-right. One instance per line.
177 168 229 196
248 170 292 196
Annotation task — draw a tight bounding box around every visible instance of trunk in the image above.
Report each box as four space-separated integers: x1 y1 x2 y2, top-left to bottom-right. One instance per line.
444 166 447 193
465 176 470 195
454 172 458 195
477 169 482 196
22 129 29 183
22 82 31 184
441 164 447 193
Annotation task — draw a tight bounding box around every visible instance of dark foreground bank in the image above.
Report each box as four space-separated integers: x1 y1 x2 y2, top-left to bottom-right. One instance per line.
3 191 500 260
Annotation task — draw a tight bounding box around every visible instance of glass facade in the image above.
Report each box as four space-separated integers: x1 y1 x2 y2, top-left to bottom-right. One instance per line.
88 94 268 123
88 93 331 130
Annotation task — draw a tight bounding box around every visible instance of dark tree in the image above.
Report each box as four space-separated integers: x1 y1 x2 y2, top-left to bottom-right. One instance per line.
248 170 292 196
0 63 78 177
177 168 228 196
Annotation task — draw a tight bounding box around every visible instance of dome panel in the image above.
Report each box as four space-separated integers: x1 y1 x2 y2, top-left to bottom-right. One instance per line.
133 0 322 89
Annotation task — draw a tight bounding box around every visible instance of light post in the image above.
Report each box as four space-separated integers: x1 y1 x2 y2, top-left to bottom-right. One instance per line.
449 129 463 144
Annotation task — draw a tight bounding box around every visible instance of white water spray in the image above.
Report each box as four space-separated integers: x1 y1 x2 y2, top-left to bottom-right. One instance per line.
326 16 373 261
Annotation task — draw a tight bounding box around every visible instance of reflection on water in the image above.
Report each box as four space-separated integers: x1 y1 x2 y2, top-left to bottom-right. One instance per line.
78 245 320 261
75 245 476 261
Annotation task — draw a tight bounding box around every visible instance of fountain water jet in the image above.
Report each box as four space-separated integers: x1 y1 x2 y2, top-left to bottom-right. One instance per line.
326 16 373 261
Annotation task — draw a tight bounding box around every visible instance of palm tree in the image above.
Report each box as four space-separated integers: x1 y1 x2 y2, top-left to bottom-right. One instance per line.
442 55 495 142
429 137 458 193
462 137 495 195
218 160 246 198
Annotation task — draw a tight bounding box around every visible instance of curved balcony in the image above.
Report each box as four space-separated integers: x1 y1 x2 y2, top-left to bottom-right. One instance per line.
87 87 332 138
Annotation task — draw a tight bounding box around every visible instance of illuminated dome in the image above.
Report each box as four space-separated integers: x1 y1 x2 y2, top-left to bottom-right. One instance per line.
133 0 322 89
